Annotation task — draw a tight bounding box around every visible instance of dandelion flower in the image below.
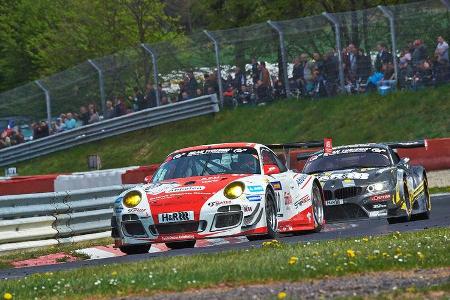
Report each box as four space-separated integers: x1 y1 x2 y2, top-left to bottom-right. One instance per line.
346 249 356 258
417 251 425 259
288 256 299 265
362 237 369 242
3 293 12 300
277 291 287 299
111 271 118 276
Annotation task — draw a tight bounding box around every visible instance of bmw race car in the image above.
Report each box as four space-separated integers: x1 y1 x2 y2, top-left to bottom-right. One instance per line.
112 142 325 254
300 141 431 224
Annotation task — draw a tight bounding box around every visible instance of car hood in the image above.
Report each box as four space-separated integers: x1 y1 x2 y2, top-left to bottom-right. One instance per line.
312 167 394 188
143 174 250 207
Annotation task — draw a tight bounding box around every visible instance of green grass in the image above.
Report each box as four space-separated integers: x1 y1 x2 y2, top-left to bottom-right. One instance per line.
15 85 450 175
0 238 113 269
430 186 450 195
0 227 449 300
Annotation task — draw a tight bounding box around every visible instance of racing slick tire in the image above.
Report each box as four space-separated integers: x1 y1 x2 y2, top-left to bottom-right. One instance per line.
247 189 278 241
412 177 431 221
165 240 196 249
119 244 151 255
387 179 412 224
311 181 325 233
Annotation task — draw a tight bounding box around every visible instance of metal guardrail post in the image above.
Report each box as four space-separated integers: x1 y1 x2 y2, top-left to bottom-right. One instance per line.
267 20 290 97
378 6 399 83
203 30 224 107
322 12 345 93
34 80 52 127
141 43 160 107
87 59 107 116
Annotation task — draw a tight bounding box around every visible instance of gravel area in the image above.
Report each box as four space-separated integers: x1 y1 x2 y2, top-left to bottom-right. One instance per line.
120 267 450 300
428 170 450 188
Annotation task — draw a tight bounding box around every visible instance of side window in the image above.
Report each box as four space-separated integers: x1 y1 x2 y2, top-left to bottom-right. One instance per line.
261 149 288 173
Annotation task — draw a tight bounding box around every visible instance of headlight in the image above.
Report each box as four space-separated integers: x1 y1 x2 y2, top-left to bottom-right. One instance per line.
224 182 245 199
366 181 391 194
123 191 142 208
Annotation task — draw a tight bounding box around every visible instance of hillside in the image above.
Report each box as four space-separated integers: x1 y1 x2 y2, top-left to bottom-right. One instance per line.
17 85 450 175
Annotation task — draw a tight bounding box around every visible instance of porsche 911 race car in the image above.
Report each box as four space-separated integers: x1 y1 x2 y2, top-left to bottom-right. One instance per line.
300 141 431 224
111 142 325 254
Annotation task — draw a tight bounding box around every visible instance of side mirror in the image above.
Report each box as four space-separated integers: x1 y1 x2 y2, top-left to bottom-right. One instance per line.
400 157 410 165
144 175 153 183
263 164 281 176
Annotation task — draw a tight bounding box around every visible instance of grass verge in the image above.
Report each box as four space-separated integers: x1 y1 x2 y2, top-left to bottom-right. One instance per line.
0 238 113 269
15 84 450 175
430 186 450 195
0 227 449 300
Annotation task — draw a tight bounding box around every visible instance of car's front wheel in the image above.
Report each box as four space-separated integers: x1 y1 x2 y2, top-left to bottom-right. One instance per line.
311 181 324 232
165 240 196 250
119 244 151 255
412 177 431 220
247 189 278 241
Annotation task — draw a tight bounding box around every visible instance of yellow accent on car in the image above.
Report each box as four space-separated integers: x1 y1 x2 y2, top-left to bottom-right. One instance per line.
123 191 142 208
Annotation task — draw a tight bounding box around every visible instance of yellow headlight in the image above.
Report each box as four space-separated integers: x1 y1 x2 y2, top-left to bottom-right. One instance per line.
224 182 245 199
123 191 142 208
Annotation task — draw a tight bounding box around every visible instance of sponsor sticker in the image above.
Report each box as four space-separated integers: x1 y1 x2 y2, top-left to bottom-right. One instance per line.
373 203 387 209
284 192 293 205
114 197 123 204
368 210 387 217
208 200 232 207
294 195 310 209
324 138 333 154
342 179 355 187
145 183 180 195
325 199 344 206
294 174 308 186
243 205 253 212
167 186 205 193
161 233 195 241
271 181 282 190
247 195 262 202
248 185 264 193
158 211 194 223
319 172 370 181
370 194 391 202
127 207 146 213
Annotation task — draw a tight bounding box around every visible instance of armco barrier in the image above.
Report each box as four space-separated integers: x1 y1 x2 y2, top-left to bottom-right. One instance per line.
0 185 132 253
0 94 219 167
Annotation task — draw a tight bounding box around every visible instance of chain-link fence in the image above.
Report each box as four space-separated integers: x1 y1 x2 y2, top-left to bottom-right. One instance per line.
0 0 448 140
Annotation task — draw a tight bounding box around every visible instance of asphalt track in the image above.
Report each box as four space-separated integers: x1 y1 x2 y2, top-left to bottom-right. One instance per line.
1 194 449 280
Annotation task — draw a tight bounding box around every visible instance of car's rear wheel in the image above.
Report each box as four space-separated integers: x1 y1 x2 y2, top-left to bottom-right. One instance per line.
311 181 324 232
387 179 411 224
247 190 278 241
165 240 196 250
119 244 151 255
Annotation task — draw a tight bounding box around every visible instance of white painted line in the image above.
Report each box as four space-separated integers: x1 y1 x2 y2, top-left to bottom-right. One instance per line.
75 247 117 259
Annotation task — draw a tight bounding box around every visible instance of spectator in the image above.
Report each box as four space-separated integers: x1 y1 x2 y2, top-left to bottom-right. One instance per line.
181 91 190 101
357 49 372 82
399 48 414 88
344 43 359 83
375 42 392 72
133 86 146 111
435 36 449 83
55 118 65 132
65 113 77 130
196 88 203 97
79 106 90 126
104 100 115 119
412 39 427 68
157 84 167 103
251 58 259 84
233 67 246 91
88 107 100 124
292 57 303 82
256 61 272 102
145 83 157 108
114 97 126 117
186 71 198 98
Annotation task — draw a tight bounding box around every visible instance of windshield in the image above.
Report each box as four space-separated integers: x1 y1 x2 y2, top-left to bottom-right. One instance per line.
303 151 391 174
152 147 261 182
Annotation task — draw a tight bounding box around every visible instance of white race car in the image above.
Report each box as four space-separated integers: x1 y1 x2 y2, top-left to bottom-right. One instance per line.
111 142 325 254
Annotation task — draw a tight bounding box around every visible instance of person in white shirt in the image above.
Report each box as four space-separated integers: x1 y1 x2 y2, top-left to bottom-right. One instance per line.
435 36 449 82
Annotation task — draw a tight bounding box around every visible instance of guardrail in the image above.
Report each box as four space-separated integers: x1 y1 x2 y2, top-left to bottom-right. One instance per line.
0 185 133 253
0 94 219 167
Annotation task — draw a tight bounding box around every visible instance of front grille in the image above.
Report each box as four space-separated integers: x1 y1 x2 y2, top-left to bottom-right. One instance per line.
324 203 367 222
122 222 147 236
323 190 333 200
333 187 364 199
214 212 242 228
154 221 201 235
122 214 139 221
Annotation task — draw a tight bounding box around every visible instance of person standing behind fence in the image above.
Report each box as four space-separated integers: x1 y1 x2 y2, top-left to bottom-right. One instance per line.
104 100 115 119
133 86 145 111
435 36 449 83
186 71 198 98
251 58 259 84
412 39 427 69
375 43 392 72
145 83 157 108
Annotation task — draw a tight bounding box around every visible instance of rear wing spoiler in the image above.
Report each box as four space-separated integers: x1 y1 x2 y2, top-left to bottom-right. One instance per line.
266 141 324 150
385 139 427 149
297 152 317 161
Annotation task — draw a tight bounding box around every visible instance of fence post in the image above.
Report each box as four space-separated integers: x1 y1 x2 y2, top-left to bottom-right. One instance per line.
267 20 290 97
141 43 160 107
378 6 399 83
322 12 345 92
203 30 224 107
87 59 107 115
34 80 52 127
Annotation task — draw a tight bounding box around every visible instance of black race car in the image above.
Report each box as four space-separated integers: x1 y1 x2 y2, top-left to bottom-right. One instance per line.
299 141 431 224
